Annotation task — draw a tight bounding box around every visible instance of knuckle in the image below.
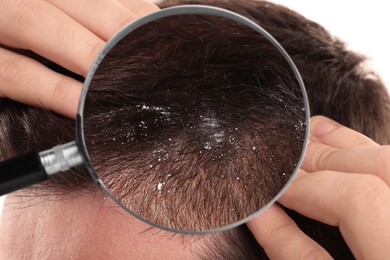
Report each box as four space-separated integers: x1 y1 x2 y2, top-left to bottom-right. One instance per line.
52 77 68 100
0 51 23 88
302 248 332 260
342 175 388 215
48 77 69 110
312 144 337 171
270 221 297 237
84 40 104 75
374 146 390 174
115 16 135 35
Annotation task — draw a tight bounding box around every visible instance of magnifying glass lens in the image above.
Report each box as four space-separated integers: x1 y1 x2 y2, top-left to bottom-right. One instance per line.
82 11 307 232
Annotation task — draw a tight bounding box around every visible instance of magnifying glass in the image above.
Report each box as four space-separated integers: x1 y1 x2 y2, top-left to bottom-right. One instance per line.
0 5 309 233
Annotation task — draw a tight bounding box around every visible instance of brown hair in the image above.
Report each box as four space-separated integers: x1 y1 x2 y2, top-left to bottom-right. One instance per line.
82 11 305 231
1 0 390 258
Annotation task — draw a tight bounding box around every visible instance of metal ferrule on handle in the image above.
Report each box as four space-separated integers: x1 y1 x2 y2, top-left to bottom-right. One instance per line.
39 141 83 175
0 141 83 195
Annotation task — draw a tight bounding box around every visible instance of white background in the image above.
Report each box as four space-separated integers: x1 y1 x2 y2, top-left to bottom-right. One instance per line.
271 0 390 90
1 1 389 216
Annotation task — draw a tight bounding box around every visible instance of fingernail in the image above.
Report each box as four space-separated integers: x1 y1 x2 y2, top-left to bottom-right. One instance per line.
311 117 337 137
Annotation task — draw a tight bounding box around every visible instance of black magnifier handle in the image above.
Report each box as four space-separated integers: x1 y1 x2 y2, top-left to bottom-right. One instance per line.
0 152 47 195
0 141 83 196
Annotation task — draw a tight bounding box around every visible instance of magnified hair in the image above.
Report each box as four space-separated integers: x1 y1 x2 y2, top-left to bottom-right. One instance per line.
83 13 306 231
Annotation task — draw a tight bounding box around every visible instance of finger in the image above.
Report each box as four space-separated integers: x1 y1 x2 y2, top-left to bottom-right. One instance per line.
310 116 378 148
279 169 390 259
47 0 138 41
117 0 159 16
247 204 331 259
0 47 81 118
302 141 390 185
0 0 105 76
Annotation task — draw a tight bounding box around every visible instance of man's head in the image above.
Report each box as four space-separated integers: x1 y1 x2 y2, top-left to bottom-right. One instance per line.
1 0 390 258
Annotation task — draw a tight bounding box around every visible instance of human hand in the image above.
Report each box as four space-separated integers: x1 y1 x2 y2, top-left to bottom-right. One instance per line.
247 115 390 259
0 0 159 118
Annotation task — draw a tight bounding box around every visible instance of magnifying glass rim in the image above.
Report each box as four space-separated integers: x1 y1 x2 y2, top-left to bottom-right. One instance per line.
76 4 310 234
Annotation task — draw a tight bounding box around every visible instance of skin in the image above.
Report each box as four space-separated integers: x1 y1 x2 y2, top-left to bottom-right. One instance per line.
1 0 390 258
0 192 204 259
